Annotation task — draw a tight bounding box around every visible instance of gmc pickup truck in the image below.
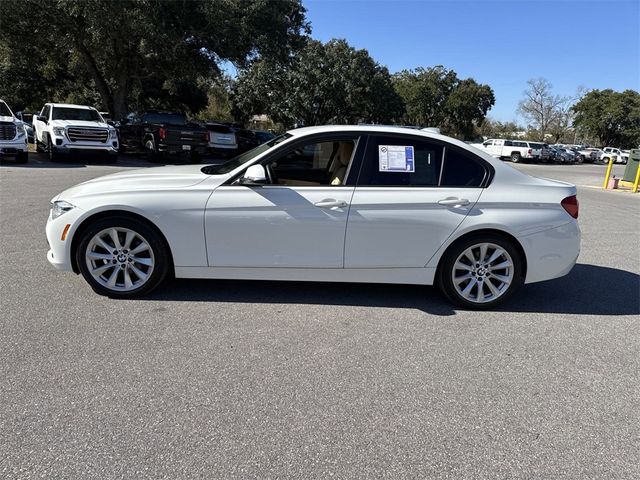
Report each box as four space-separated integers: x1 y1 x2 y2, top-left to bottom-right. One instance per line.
118 111 208 162
0 99 29 163
471 138 536 163
33 103 118 162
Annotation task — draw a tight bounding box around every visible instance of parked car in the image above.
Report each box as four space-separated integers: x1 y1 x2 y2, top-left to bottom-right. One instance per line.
557 148 578 163
45 125 580 310
32 103 118 162
251 129 276 144
601 147 628 164
203 123 238 157
0 99 29 163
527 142 550 162
118 111 208 162
230 125 261 154
472 138 537 163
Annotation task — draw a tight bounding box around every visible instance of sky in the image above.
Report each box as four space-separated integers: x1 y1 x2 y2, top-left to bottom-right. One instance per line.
304 0 640 122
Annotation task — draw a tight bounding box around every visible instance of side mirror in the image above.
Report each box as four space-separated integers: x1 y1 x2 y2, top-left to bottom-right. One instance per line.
106 120 115 126
37 115 47 122
241 164 267 185
119 118 129 125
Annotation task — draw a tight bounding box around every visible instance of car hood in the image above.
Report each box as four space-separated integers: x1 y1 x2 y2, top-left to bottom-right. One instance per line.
53 165 228 203
51 120 110 128
0 115 16 123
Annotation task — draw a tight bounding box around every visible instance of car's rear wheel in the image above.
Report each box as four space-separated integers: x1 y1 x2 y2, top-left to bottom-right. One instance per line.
76 217 170 298
439 235 524 310
145 138 160 162
510 152 521 163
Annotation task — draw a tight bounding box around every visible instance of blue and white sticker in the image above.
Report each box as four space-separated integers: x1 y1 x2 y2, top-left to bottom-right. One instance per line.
379 145 415 172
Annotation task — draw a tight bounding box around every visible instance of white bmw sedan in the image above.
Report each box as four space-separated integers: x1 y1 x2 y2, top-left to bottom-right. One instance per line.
46 125 580 309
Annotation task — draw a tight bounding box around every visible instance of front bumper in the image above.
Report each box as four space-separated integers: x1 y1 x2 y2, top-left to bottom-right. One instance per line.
0 138 28 155
45 206 86 272
519 220 581 284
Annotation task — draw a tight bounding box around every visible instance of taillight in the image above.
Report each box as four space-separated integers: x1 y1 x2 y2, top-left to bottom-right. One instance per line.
159 127 166 140
204 132 209 142
528 148 532 155
561 195 579 219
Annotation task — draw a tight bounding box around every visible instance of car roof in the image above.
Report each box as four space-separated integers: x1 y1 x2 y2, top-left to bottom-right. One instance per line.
48 103 95 109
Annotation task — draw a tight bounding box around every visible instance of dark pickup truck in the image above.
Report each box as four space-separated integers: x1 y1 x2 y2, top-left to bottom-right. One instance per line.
117 111 208 162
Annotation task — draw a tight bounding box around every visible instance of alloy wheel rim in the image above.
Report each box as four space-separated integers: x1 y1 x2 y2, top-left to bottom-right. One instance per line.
452 242 514 304
85 227 155 292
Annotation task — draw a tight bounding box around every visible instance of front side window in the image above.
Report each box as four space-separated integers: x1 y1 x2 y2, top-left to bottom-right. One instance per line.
265 138 359 186
358 135 443 187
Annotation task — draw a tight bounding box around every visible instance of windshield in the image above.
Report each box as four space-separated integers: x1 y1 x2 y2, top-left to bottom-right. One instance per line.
52 107 102 121
0 101 13 117
202 134 291 175
142 113 186 125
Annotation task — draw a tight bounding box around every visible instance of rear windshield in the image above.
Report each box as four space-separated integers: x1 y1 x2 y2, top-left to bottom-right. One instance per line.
0 101 12 117
52 107 102 121
205 124 232 133
142 113 186 125
529 143 544 148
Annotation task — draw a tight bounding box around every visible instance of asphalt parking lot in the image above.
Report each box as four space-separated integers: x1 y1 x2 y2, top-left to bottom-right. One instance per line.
1 153 639 479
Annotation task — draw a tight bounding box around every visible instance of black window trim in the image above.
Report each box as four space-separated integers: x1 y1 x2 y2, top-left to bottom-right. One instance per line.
354 132 494 189
224 131 367 187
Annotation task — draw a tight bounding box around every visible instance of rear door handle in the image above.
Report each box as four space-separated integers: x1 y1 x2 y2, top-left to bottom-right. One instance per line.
438 197 470 207
314 199 348 209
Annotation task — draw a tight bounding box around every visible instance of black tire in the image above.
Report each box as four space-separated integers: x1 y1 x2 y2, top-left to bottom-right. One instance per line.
438 234 525 310
188 151 201 164
577 155 584 164
145 138 160 163
510 152 521 163
76 216 171 298
15 151 28 164
47 136 60 162
35 138 44 152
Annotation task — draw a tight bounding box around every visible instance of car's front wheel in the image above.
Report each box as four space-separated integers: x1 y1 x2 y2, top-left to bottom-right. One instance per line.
76 217 170 298
439 235 524 310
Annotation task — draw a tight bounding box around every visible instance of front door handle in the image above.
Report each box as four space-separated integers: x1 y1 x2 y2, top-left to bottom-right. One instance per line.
314 199 348 209
438 197 470 207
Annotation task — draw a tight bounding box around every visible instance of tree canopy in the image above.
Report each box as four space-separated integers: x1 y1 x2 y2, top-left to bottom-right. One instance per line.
0 0 309 117
231 39 404 127
392 66 495 139
572 89 640 148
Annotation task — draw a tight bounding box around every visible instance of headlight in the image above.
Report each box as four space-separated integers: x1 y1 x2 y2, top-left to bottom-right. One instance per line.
108 127 117 139
16 124 26 137
51 200 75 219
52 126 65 136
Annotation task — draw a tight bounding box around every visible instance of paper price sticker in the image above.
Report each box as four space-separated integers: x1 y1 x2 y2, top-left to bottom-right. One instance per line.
379 145 415 172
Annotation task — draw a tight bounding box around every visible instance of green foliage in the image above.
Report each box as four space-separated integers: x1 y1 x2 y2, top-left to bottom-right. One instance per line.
231 39 404 127
392 66 495 138
0 0 308 118
573 89 640 148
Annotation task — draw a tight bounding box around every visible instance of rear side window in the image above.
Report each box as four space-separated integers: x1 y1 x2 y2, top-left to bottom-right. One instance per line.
358 135 443 186
440 147 487 187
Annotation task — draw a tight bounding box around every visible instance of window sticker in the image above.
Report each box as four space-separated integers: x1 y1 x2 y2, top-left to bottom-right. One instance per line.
379 145 415 172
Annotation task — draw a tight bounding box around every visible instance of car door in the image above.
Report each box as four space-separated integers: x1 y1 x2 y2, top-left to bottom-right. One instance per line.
344 134 488 268
204 134 363 268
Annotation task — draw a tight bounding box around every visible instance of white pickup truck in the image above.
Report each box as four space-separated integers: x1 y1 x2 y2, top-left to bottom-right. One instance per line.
0 99 29 163
601 147 629 164
471 138 536 163
32 103 118 162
